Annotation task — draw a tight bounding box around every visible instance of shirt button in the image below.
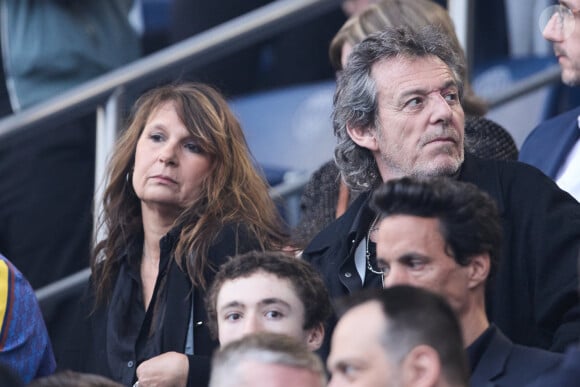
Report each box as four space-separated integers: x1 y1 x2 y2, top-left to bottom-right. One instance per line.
344 272 352 278
127 361 134 368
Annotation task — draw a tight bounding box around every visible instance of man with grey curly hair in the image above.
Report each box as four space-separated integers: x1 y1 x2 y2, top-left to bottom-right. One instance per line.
303 25 580 360
332 25 466 191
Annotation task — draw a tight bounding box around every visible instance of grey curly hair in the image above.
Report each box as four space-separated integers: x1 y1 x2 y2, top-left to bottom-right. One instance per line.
333 25 466 191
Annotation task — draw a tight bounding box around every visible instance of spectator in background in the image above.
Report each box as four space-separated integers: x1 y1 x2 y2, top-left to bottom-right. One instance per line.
302 26 580 360
370 177 562 387
168 0 345 96
0 253 55 384
205 250 331 350
0 1 141 110
64 83 287 386
519 2 580 201
0 0 141 363
293 0 518 248
209 332 326 387
327 286 468 387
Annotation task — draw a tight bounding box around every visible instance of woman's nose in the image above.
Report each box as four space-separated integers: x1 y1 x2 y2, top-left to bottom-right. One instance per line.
158 143 177 165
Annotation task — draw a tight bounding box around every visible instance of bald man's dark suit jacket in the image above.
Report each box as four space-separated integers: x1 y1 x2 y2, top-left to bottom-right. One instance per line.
469 326 562 387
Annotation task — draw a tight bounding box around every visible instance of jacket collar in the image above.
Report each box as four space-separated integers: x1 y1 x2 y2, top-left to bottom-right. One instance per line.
469 325 512 386
303 191 372 257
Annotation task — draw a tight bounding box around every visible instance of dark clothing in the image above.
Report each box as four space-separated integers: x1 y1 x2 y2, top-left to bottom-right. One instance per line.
467 324 496 374
169 0 270 96
519 105 580 180
526 344 580 387
65 224 261 387
303 154 580 358
467 325 562 387
105 229 178 385
0 116 95 291
169 0 345 97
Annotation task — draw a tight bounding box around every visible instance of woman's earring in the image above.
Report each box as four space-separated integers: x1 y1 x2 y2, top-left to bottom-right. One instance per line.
125 169 132 184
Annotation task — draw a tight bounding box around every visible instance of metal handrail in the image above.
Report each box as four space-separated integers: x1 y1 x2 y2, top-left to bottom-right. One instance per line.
486 63 562 109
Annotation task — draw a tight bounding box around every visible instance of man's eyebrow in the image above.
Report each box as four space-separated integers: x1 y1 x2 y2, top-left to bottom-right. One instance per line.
398 252 431 261
377 252 429 262
219 301 245 313
258 298 292 308
398 79 458 100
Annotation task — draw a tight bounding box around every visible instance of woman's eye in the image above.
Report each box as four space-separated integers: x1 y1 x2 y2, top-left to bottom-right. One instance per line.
149 133 164 142
184 143 203 153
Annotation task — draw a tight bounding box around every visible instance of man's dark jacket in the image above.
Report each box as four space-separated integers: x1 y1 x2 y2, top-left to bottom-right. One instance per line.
303 154 580 356
526 344 580 387
469 326 562 387
519 105 580 180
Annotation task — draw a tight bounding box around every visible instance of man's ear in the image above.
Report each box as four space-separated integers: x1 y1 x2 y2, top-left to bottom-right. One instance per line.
305 323 325 351
401 345 441 387
467 253 490 290
346 122 379 152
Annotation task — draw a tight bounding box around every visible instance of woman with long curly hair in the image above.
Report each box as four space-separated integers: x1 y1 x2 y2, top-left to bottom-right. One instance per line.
69 82 287 387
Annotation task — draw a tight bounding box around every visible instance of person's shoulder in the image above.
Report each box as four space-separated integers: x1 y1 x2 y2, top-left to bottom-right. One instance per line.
0 254 33 295
464 116 518 160
0 254 20 277
461 154 574 213
524 105 580 145
527 345 580 387
212 222 247 244
464 153 556 182
487 327 562 380
299 160 341 207
508 341 563 372
210 222 262 255
536 105 580 130
309 160 340 182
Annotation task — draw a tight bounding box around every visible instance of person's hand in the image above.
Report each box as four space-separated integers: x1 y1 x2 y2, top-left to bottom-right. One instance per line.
135 351 189 387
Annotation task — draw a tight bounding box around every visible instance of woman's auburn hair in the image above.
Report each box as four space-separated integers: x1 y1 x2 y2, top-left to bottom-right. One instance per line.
91 82 287 304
